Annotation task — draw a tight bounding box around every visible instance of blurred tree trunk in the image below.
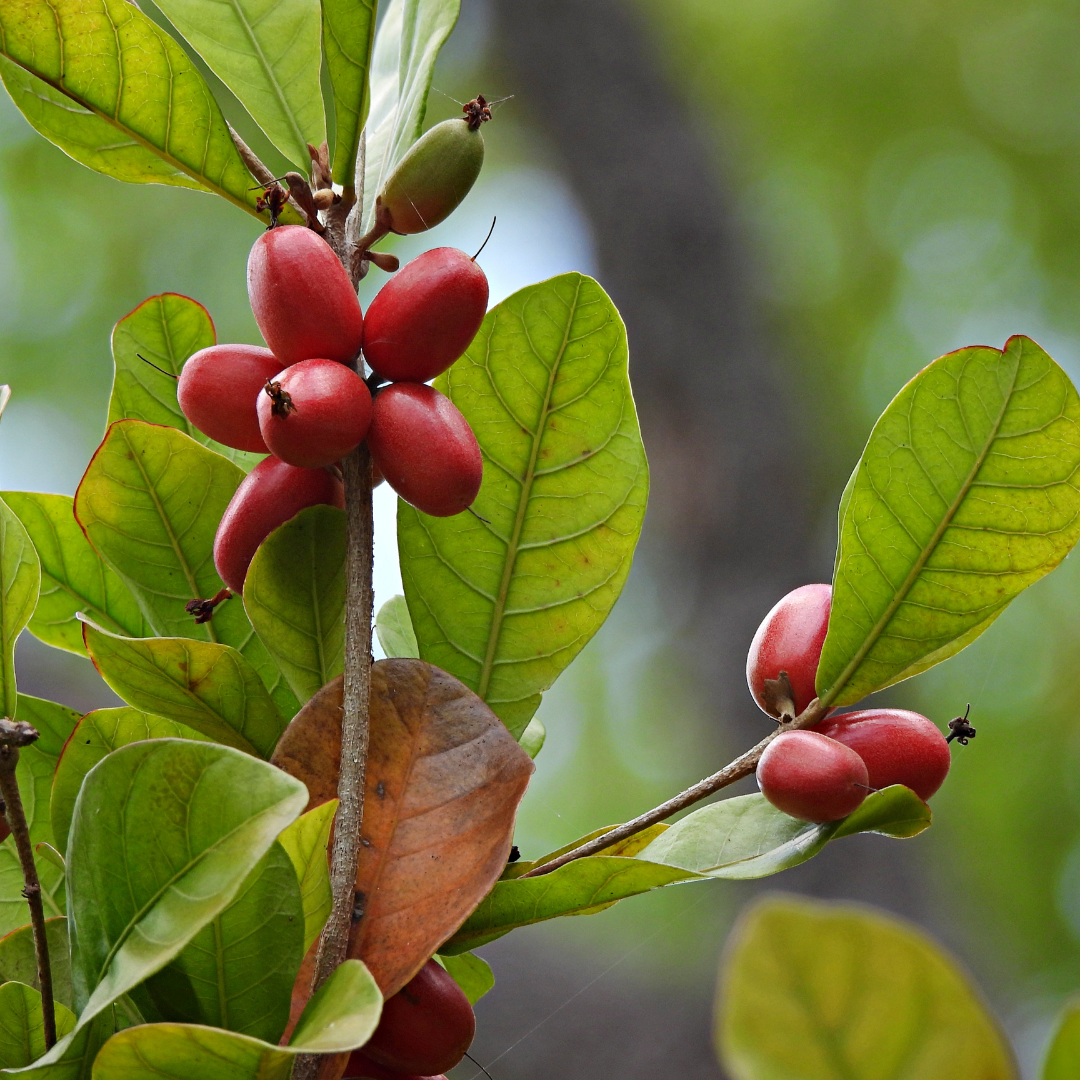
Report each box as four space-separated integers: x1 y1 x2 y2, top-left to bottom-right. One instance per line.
473 0 936 1076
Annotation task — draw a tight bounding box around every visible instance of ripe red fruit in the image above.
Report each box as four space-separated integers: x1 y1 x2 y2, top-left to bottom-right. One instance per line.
362 960 475 1076
213 456 344 593
812 709 951 801
367 384 482 516
256 358 372 468
362 248 488 383
247 225 363 366
746 584 832 719
343 1052 445 1079
177 344 282 452
756 730 868 823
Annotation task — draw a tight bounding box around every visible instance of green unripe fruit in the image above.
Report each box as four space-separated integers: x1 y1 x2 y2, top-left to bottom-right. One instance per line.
378 118 485 235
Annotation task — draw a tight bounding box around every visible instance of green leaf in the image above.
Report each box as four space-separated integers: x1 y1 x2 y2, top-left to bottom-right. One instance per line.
91 959 382 1079
717 896 1017 1080
360 0 460 231
74 421 299 718
0 982 75 1069
81 622 287 759
66 739 307 1028
374 594 419 659
1045 1001 1080 1080
0 56 207 194
14 696 80 761
1 492 147 656
108 295 262 472
138 842 303 1043
243 507 346 704
276 800 335 954
0 1010 114 1078
51 708 211 858
323 0 377 186
517 716 545 759
152 0 323 168
0 919 73 1011
444 789 929 952
817 336 1080 707
0 496 39 719
436 952 494 1006
0 0 268 219
399 274 649 737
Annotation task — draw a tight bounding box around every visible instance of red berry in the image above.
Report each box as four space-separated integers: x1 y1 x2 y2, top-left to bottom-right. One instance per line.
257 358 373 468
812 709 950 801
367 384 482 517
177 344 281 452
362 960 475 1076
213 456 344 593
362 248 488 383
756 730 868 823
247 225 363 366
343 1052 445 1079
746 584 832 718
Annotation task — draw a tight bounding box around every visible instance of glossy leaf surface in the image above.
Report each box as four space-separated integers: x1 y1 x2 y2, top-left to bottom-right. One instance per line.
271 660 534 995
82 623 286 758
92 959 381 1078
360 0 460 231
375 595 419 659
1 492 146 655
67 740 307 1025
0 496 38 718
0 0 264 218
717 896 1016 1080
74 423 298 718
818 336 1080 706
1045 1001 1080 1080
152 0 323 167
51 709 210 858
0 919 73 1010
444 788 929 951
437 951 494 1005
244 506 346 704
139 842 303 1043
109 295 261 472
323 0 377 185
400 274 648 736
0 982 75 1069
277 800 335 954
0 1010 115 1078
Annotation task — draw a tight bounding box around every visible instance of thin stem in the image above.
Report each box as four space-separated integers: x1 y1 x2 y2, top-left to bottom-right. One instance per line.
0 720 54 1048
521 698 830 878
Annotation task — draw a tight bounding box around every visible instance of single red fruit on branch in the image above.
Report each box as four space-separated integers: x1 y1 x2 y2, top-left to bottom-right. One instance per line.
247 225 364 366
812 709 951 801
256 358 372 468
756 729 868 822
361 959 475 1076
362 248 489 383
367 384 482 516
177 344 282 452
343 1051 445 1079
213 455 344 593
746 583 832 718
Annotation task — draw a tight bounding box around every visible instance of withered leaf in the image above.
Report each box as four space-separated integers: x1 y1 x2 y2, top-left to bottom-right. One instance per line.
271 659 534 997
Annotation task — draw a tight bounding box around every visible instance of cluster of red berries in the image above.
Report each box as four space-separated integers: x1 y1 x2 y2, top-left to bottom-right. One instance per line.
746 584 964 823
175 224 488 595
343 959 475 1080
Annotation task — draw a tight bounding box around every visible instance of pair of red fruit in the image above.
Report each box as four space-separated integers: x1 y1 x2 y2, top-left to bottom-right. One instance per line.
343 959 475 1080
176 225 489 594
746 584 955 823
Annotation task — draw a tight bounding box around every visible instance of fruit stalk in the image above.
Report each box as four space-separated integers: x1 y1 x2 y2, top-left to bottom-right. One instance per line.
521 696 831 878
0 719 55 1049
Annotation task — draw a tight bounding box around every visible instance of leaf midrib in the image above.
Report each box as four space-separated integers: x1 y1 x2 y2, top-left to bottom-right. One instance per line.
820 354 1021 708
476 276 583 699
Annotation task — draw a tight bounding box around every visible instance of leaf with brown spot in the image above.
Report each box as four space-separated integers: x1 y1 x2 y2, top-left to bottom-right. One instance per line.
271 659 534 996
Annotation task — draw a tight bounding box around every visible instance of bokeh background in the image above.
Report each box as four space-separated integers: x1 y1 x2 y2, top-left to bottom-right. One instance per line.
1 0 1079 1075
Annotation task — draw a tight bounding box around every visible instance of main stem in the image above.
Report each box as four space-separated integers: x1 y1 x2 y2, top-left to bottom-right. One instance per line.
0 729 55 1048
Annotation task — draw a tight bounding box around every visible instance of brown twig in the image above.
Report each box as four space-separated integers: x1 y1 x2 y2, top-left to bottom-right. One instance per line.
521 697 831 878
0 719 55 1048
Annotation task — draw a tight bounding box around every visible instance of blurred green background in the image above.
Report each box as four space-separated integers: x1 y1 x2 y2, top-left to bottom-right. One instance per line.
2 0 1080 1076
